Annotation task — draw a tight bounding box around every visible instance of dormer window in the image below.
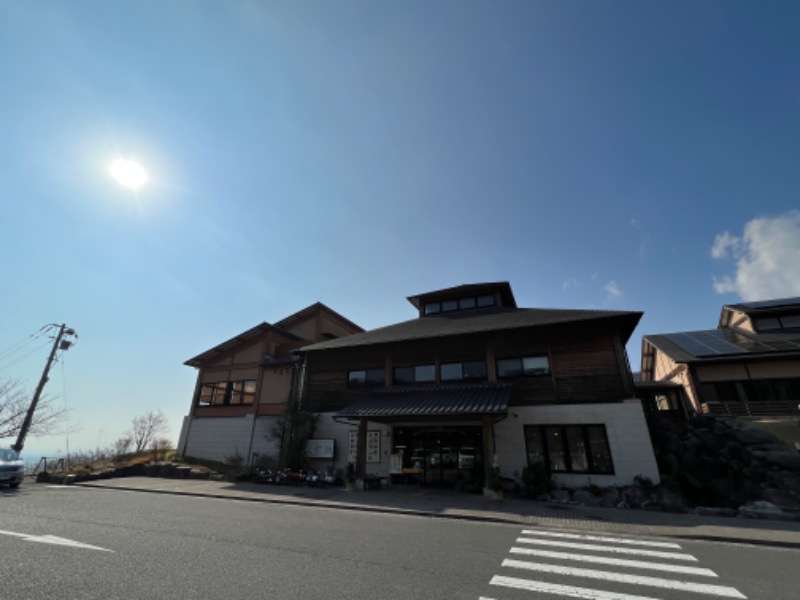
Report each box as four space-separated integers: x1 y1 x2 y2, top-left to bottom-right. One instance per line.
423 294 495 316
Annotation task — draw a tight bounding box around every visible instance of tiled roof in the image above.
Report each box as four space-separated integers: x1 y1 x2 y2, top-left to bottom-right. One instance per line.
184 323 302 367
333 383 511 419
299 307 642 352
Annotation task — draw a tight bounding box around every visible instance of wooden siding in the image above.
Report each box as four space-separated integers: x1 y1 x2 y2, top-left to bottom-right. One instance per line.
303 321 632 412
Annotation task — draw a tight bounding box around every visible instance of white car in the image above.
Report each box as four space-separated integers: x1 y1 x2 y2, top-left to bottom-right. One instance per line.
0 448 25 488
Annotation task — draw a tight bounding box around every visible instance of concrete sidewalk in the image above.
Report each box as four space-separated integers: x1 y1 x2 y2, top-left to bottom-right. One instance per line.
72 477 800 549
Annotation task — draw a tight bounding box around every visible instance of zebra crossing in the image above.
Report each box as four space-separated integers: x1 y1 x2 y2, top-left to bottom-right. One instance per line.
480 528 747 600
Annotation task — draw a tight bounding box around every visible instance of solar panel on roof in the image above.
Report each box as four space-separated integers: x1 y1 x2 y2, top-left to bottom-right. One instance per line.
665 329 800 358
739 297 800 310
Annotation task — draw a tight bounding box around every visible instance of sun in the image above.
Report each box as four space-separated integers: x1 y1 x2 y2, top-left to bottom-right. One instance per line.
109 159 148 190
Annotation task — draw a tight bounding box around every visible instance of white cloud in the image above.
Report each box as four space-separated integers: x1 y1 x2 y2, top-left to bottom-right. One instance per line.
562 278 579 290
711 211 800 301
604 280 623 300
710 231 740 259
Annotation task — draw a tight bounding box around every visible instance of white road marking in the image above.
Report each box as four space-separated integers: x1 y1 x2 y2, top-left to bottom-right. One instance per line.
0 529 113 552
490 575 661 599
502 559 747 598
517 537 697 561
520 529 682 549
509 546 717 577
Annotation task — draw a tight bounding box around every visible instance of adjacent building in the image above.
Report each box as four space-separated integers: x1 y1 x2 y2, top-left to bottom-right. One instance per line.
177 303 364 464
640 297 800 417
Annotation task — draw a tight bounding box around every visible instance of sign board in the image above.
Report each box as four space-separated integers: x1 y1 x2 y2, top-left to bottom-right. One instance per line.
305 439 335 459
389 453 403 474
366 431 381 463
348 430 382 463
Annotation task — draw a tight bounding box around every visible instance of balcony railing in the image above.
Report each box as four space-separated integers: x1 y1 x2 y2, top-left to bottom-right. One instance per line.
704 400 800 417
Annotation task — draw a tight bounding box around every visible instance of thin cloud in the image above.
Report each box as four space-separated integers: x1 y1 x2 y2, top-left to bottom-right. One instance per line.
711 211 800 300
604 280 623 300
562 278 579 290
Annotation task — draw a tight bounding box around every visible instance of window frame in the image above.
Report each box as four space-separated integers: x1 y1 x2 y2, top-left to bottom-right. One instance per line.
524 424 614 475
496 355 551 379
197 379 257 407
348 368 386 389
439 360 487 383
393 364 436 385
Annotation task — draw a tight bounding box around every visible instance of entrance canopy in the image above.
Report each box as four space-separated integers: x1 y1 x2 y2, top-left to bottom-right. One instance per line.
333 383 511 420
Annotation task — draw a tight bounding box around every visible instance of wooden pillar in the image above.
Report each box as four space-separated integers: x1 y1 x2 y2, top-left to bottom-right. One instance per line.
481 415 495 494
355 418 368 482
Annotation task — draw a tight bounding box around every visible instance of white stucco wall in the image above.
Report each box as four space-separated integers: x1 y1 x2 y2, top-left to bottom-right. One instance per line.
311 413 392 475
493 400 660 488
182 416 253 463
182 415 282 465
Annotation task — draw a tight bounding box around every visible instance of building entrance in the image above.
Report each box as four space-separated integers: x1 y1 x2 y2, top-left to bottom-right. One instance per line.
391 426 483 487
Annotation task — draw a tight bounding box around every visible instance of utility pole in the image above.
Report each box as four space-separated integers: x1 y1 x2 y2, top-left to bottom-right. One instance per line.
12 324 76 454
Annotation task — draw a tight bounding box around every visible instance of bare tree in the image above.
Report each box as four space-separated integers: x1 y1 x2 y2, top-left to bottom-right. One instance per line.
130 410 169 453
0 378 68 440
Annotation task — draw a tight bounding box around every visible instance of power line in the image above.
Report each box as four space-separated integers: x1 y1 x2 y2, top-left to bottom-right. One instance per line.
0 325 52 362
0 340 53 375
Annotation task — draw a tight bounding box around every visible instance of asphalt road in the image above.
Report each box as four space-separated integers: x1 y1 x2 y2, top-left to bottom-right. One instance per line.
0 484 797 600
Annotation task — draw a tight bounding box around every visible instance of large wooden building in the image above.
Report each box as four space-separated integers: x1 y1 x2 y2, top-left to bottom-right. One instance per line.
298 282 659 490
177 303 364 464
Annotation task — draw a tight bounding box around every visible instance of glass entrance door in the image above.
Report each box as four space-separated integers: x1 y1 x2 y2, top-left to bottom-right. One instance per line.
391 426 483 487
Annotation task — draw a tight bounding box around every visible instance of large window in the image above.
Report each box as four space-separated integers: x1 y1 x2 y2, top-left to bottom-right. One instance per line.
348 368 385 388
700 377 800 404
198 380 256 406
394 364 436 385
440 361 487 382
496 355 550 378
423 294 495 315
524 425 613 474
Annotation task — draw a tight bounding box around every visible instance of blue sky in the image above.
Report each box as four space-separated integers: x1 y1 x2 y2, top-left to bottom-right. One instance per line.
2 2 799 457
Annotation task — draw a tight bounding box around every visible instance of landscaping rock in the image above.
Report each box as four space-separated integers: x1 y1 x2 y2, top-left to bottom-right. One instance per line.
764 451 800 472
738 500 785 519
572 489 599 506
695 506 738 517
735 428 779 446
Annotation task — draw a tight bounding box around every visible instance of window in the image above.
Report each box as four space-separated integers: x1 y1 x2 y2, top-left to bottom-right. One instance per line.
753 314 800 331
394 364 435 385
198 380 256 406
441 299 458 312
524 425 613 474
348 368 385 388
497 355 550 378
458 297 476 310
477 294 495 307
230 380 256 405
440 361 487 382
423 294 495 315
424 302 441 315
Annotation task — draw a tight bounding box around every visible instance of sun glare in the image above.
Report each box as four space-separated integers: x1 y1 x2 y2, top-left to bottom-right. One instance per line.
109 159 148 190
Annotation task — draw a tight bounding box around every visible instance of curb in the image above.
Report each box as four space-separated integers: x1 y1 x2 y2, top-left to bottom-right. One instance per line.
72 482 800 549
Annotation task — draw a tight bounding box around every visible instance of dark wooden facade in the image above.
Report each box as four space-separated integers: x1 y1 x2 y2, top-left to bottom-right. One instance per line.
304 320 635 414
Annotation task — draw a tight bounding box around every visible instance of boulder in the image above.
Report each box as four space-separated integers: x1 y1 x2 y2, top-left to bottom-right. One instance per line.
736 428 779 446
761 489 800 512
695 506 738 518
655 487 689 513
621 485 650 509
763 452 800 472
572 489 600 506
738 500 785 519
